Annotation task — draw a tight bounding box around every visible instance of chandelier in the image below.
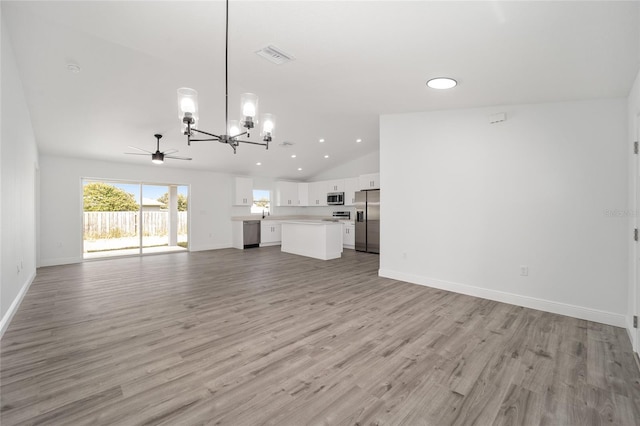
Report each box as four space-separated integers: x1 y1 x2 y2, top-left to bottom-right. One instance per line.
177 0 275 154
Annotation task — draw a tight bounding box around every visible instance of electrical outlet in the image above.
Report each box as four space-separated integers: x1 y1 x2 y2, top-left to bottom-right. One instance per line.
520 266 529 276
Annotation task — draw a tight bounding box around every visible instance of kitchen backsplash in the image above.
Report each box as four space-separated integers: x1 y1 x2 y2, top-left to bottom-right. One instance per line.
231 205 355 218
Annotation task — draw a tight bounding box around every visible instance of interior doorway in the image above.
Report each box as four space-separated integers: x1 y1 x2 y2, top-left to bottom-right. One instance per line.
82 179 189 259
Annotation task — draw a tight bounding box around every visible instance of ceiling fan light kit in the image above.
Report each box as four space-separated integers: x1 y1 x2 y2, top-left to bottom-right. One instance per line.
151 152 164 164
177 0 275 154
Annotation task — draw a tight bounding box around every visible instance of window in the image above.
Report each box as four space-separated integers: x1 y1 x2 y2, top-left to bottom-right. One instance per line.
251 189 270 215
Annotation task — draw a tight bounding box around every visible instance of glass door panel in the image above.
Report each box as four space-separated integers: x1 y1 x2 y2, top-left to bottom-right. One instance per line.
83 180 141 259
141 184 169 254
177 185 189 250
141 184 188 254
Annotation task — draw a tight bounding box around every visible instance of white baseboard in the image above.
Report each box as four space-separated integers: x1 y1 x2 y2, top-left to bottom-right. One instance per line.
626 315 638 353
0 270 36 338
39 256 82 267
260 242 281 247
379 269 626 328
189 243 233 252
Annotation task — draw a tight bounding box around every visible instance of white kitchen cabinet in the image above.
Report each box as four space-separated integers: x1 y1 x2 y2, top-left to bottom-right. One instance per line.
308 181 328 206
325 179 345 192
260 221 282 245
234 177 253 206
359 173 380 190
343 223 355 249
275 181 298 206
344 177 359 206
281 221 343 260
232 221 244 249
298 182 309 206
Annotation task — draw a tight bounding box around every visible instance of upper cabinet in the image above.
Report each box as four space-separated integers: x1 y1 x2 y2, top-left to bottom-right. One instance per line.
234 177 253 206
308 181 328 206
275 181 298 206
359 173 380 190
245 173 378 208
344 177 359 206
325 179 345 193
276 181 311 207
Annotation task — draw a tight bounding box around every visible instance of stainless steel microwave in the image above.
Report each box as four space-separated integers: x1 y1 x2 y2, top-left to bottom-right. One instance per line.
327 192 344 205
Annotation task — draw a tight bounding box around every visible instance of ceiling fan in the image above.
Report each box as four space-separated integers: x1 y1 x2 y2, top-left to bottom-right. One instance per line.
125 134 192 164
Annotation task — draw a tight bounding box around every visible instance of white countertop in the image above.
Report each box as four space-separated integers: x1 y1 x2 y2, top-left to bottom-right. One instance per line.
281 220 343 226
231 215 331 221
232 215 352 224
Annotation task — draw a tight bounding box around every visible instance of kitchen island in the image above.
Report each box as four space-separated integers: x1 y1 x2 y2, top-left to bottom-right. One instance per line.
280 221 343 260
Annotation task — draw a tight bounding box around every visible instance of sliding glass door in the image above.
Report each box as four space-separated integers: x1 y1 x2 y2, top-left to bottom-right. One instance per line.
82 179 188 259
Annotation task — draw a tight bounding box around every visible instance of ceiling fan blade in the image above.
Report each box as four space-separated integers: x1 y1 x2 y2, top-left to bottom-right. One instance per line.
162 149 179 155
124 152 151 156
127 145 152 154
165 155 192 161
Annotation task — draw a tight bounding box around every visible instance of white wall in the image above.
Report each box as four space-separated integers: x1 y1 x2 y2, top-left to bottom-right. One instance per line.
39 155 234 266
310 150 379 181
380 99 629 327
628 68 640 350
1 13 40 334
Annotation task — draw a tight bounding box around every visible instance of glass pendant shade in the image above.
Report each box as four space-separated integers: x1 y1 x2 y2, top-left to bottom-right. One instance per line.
240 93 258 119
260 113 276 138
227 120 241 137
177 88 199 127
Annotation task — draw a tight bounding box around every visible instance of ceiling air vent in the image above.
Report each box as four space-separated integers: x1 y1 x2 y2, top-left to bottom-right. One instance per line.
278 141 295 148
256 45 294 65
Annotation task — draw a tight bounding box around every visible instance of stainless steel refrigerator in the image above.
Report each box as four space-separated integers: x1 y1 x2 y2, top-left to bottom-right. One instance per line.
355 190 380 253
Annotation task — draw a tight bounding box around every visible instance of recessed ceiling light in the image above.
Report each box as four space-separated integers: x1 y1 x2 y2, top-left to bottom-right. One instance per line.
427 77 457 89
67 63 81 73
256 162 262 166
297 167 302 171
291 154 296 158
319 138 325 143
356 139 362 143
324 155 329 159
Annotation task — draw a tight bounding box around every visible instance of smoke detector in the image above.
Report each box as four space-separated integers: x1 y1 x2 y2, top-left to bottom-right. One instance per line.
256 45 295 65
67 63 81 73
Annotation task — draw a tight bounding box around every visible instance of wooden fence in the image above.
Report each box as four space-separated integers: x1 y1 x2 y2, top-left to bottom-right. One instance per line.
84 211 188 239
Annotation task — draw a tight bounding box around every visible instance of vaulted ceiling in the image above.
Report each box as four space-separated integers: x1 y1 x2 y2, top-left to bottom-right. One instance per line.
3 1 639 180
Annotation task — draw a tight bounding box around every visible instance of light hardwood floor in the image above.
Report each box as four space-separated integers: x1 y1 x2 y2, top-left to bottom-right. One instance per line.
1 247 639 425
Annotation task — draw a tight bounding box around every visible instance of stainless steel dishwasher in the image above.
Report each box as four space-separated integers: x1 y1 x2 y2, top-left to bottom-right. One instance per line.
243 220 261 248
